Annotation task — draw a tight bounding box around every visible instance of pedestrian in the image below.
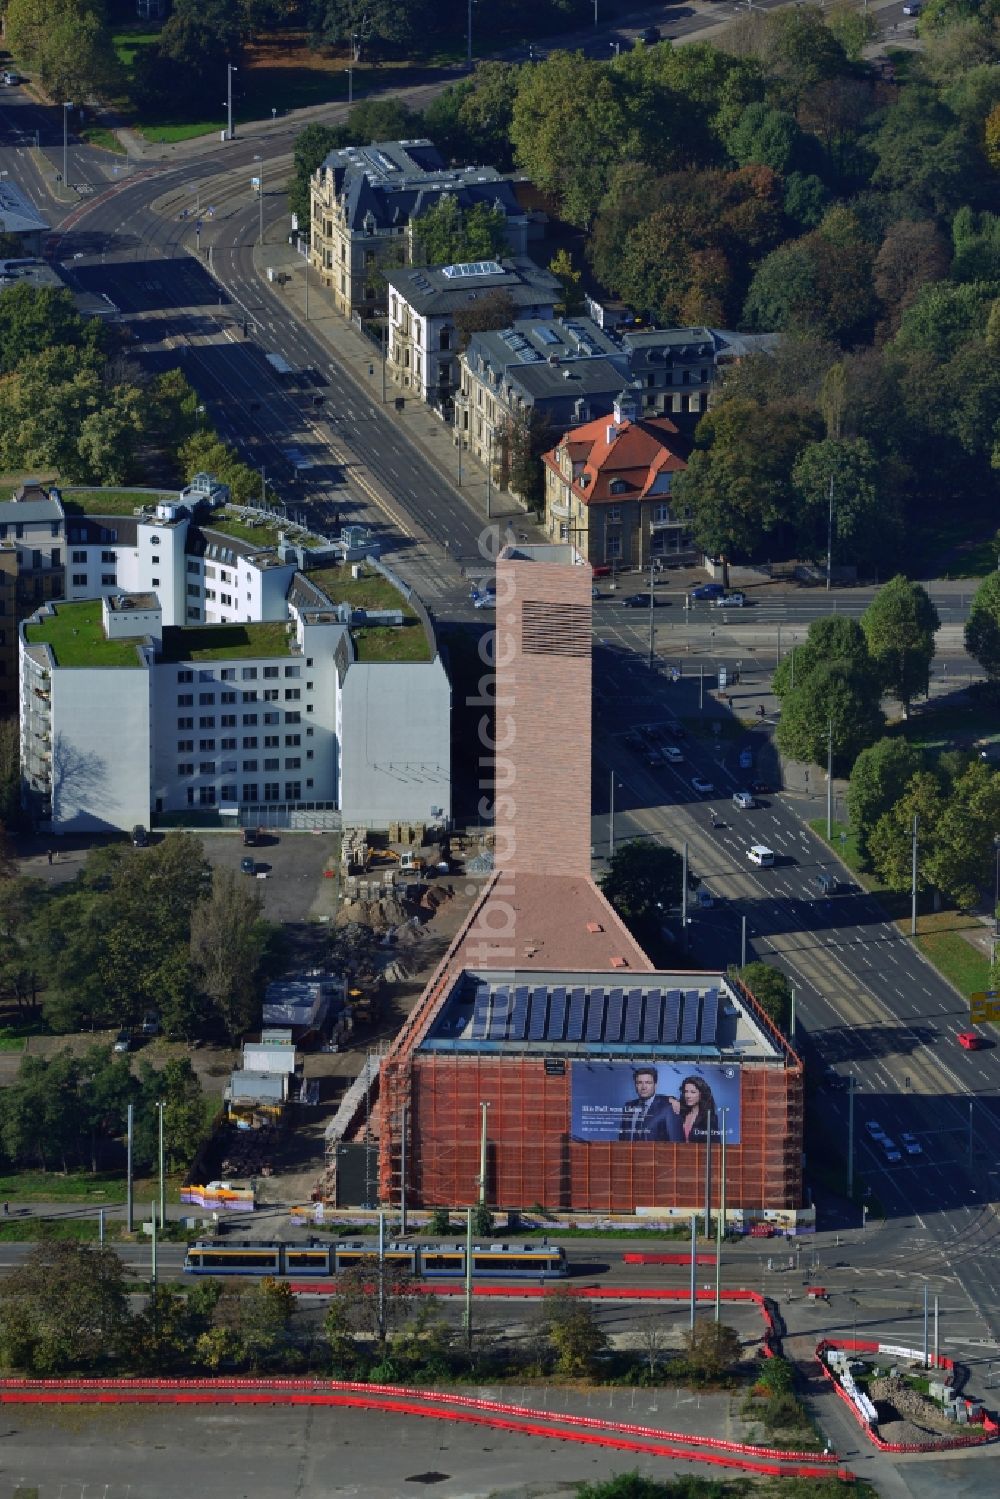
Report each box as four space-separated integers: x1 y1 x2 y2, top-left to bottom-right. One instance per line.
3 1202 8 1216
46 848 53 865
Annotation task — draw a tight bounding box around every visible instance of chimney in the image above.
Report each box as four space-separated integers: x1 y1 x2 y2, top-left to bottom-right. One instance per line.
606 423 618 445
613 389 638 425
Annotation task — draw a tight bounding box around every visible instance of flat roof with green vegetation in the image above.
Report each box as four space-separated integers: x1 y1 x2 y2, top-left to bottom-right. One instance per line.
159 621 292 662
205 510 327 551
24 601 147 669
307 565 432 664
62 488 174 517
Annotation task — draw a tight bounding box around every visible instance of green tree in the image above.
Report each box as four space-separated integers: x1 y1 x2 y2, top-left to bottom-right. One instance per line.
726 102 802 173
132 0 243 115
791 436 891 573
600 840 684 951
548 248 585 316
505 408 552 513
683 1317 742 1379
190 868 270 1043
4 0 122 104
411 197 508 267
927 762 1000 908
543 1291 608 1377
238 1277 297 1371
861 575 940 713
893 279 998 362
743 216 877 346
868 770 944 892
826 0 878 60
733 962 792 1030
0 284 100 377
0 1242 131 1374
775 659 884 771
287 122 350 233
965 571 1000 682
848 737 925 863
870 84 979 214
673 398 822 565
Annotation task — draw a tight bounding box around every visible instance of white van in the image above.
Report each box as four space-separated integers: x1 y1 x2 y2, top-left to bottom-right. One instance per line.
747 845 774 867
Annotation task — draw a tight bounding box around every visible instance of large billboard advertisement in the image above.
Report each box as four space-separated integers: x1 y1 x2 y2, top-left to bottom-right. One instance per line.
571 1062 741 1145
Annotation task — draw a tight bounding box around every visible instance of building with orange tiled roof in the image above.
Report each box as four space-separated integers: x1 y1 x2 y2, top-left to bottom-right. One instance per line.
542 390 694 570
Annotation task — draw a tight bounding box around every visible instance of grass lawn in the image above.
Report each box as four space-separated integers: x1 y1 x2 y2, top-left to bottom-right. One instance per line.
915 929 991 1001
895 702 1000 754
25 599 148 668
80 126 125 155
308 566 417 616
160 620 292 662
62 487 172 516
352 622 433 663
0 1217 125 1242
207 510 326 551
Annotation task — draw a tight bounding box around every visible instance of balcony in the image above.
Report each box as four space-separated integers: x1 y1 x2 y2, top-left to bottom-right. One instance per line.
549 499 571 519
649 515 680 533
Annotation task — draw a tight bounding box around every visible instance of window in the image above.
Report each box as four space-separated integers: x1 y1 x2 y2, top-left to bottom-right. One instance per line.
652 502 671 524
243 690 258 702
204 589 216 602
101 550 116 563
284 688 300 701
221 594 232 607
285 734 301 747
263 666 279 679
177 716 193 730
220 570 230 583
221 785 237 802
306 658 314 668
199 787 216 806
177 694 194 707
284 665 301 678
263 689 279 702
186 790 196 807
264 735 279 749
264 711 280 725
264 758 279 771
221 714 236 728
187 584 201 597
101 574 117 586
242 784 258 802
264 783 280 802
243 759 258 772
286 711 301 725
198 692 215 705
187 560 200 574
242 667 258 680
177 740 193 753
177 763 194 777
243 713 258 726
306 749 314 760
72 573 87 586
286 757 301 770
221 668 235 681
204 565 215 580
72 550 87 564
242 736 258 749
199 762 216 776
221 691 236 704
221 738 236 752
606 505 622 522
606 535 622 559
306 779 314 789
284 782 301 802
186 607 200 620
198 739 215 753
198 716 215 729
151 578 159 588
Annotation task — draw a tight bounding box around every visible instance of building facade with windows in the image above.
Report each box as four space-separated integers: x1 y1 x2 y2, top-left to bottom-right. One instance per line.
308 138 528 322
19 492 451 835
0 484 69 716
384 258 560 409
541 393 693 569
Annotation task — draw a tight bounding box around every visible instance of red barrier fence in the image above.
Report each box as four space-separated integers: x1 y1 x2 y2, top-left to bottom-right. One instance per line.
622 1253 716 1266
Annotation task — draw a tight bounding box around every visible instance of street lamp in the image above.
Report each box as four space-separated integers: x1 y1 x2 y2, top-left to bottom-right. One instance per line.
349 33 356 104
62 102 73 189
253 153 264 248
226 63 238 141
993 835 1000 939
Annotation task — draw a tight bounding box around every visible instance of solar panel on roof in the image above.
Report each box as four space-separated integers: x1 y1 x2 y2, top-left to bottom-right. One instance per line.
487 985 511 1039
510 985 530 1041
547 986 567 1040
471 982 491 1039
441 260 503 279
664 990 681 1043
681 990 700 1043
699 988 720 1044
605 987 624 1043
624 988 643 1042
536 325 562 346
528 987 548 1039
641 989 662 1041
586 987 606 1041
567 986 586 1041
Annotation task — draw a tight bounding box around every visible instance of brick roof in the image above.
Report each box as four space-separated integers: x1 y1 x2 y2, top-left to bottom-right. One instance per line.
542 412 690 507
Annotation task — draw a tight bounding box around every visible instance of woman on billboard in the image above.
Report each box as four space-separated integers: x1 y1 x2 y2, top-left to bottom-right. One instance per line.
668 1075 718 1143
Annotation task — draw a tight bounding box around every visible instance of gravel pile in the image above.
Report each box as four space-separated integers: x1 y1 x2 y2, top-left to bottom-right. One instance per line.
870 1373 956 1438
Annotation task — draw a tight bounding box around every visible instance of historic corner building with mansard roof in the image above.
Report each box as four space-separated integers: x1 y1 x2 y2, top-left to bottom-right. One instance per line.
374 543 809 1233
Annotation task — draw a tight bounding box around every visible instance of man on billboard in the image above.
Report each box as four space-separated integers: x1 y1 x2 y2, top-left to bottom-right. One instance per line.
618 1066 683 1143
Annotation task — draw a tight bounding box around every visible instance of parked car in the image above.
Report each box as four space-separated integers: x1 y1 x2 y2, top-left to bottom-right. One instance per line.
900 1132 922 1155
141 1011 160 1038
113 1028 133 1053
691 775 714 795
866 1120 884 1135
958 1031 984 1050
242 827 258 847
471 588 496 610
2 71 22 86
131 824 148 847
738 747 754 769
733 790 755 810
902 2 920 13
713 592 745 608
622 592 660 608
695 888 714 908
240 856 257 876
690 583 725 600
637 24 661 44
882 1142 902 1163
663 746 684 764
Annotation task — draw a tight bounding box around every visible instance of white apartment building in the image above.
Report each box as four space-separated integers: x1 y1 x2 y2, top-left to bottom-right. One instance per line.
19 488 451 835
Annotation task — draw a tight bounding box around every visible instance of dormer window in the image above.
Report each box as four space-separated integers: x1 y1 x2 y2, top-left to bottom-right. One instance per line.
609 478 628 495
